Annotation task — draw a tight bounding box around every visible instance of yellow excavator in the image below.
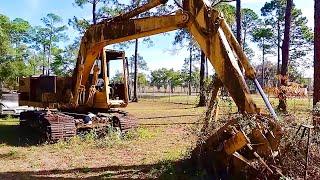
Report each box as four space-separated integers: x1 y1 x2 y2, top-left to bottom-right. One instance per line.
19 49 135 140
19 0 277 142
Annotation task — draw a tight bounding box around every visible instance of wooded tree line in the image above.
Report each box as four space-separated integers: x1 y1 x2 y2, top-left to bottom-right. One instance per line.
171 0 313 108
0 0 150 89
217 0 312 88
111 53 201 93
0 13 76 89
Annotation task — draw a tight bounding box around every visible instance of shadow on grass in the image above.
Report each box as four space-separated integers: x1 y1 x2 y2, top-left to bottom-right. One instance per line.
171 102 197 107
0 158 208 179
0 164 153 179
0 123 42 147
0 163 169 179
165 104 199 110
140 114 199 120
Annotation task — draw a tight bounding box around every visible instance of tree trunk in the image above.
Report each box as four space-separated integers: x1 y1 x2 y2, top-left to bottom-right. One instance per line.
198 51 206 107
243 28 247 50
277 17 281 75
188 46 192 96
92 0 97 25
0 81 2 113
130 59 134 98
236 0 244 74
48 24 53 75
132 39 139 102
42 45 46 75
262 38 265 88
48 43 51 75
314 0 320 106
236 0 242 45
280 0 293 79
278 0 293 112
0 81 2 100
125 57 131 100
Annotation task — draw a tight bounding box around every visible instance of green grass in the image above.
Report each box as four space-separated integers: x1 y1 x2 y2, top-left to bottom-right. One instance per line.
0 117 20 146
143 95 199 105
101 172 113 178
136 127 158 140
51 127 155 152
0 116 19 125
143 93 312 111
141 94 313 127
95 131 124 148
0 148 26 161
149 160 176 179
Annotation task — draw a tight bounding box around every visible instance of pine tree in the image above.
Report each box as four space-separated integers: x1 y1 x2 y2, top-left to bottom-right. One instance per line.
277 0 293 112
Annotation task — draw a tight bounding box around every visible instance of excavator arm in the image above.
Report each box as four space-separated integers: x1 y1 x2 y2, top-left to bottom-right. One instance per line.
183 1 258 113
72 12 189 106
72 0 275 116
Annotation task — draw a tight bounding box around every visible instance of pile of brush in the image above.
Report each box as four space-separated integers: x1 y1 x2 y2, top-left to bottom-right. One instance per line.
190 114 284 179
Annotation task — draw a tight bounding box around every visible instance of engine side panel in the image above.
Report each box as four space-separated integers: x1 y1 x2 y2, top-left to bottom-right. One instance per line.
18 76 73 108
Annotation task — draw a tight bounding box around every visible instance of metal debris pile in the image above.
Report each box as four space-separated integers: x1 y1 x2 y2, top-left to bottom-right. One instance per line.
190 114 284 179
188 99 320 179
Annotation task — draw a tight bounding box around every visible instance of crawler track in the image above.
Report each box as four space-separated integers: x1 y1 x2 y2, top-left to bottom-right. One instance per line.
112 112 138 132
44 113 77 141
20 110 138 142
20 111 77 142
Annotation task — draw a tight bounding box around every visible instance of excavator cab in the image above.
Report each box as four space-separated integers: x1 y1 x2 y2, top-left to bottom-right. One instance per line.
69 48 129 110
91 49 129 109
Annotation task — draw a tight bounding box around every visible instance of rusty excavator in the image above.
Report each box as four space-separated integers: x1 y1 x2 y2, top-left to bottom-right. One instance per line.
19 1 281 172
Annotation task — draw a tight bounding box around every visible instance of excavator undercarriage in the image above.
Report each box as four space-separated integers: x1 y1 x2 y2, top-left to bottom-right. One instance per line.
20 109 137 142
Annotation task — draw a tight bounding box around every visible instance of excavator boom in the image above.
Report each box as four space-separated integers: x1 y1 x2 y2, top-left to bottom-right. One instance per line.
72 0 263 114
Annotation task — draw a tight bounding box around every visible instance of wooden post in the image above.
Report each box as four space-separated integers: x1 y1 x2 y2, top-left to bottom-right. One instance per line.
304 127 312 180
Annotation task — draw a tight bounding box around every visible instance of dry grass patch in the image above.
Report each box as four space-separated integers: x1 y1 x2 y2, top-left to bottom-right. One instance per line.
0 99 202 179
0 96 315 179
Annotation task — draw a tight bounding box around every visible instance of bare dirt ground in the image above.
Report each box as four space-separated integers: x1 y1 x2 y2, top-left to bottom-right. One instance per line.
0 96 319 179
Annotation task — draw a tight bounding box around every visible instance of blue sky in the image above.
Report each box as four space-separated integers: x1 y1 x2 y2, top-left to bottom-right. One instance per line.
0 0 315 77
